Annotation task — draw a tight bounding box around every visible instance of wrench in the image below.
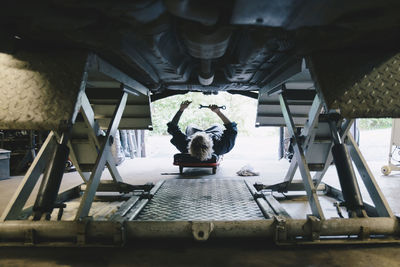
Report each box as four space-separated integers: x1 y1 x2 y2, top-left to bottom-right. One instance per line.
199 104 226 110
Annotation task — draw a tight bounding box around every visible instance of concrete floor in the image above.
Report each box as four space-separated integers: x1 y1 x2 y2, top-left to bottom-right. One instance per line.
0 128 400 266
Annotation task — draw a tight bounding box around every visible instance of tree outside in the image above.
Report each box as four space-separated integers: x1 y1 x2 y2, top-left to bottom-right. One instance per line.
150 91 393 137
150 91 269 136
359 118 392 130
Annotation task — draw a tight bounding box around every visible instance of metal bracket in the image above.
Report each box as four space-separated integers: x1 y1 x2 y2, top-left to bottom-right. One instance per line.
274 216 288 243
24 229 37 246
304 215 322 241
113 223 126 247
0 132 58 221
358 226 370 240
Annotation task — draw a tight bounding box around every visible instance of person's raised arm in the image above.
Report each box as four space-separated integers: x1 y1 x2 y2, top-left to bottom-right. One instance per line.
209 104 231 125
171 100 192 125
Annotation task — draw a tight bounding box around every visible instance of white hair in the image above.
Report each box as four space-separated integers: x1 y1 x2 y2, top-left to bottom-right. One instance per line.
188 132 214 161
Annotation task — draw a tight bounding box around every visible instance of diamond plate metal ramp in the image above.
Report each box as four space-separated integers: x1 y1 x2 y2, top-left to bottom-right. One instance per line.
309 50 400 118
135 179 265 221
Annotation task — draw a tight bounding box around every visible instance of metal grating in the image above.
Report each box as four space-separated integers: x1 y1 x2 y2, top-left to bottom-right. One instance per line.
309 51 400 118
135 179 265 221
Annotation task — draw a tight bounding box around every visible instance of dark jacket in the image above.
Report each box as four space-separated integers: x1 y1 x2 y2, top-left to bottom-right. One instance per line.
167 122 238 155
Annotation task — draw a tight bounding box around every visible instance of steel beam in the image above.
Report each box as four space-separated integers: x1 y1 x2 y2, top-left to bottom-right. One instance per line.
245 181 275 219
0 132 57 221
75 92 128 220
67 141 90 183
126 200 148 221
347 134 394 217
0 217 397 246
88 54 149 96
279 94 325 220
263 194 291 218
124 180 164 221
110 196 140 222
255 199 276 219
80 93 123 183
302 95 323 144
283 160 298 184
283 95 322 186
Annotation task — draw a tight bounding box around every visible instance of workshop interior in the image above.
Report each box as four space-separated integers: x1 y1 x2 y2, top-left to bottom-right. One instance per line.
0 0 399 247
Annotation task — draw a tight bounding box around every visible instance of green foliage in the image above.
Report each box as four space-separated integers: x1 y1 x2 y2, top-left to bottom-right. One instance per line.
358 118 392 130
150 93 394 136
150 92 258 135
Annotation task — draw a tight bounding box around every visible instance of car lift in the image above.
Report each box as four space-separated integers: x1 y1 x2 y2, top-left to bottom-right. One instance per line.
0 53 398 246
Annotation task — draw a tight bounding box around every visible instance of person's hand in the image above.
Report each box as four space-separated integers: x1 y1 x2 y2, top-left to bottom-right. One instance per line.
209 104 220 113
179 100 192 111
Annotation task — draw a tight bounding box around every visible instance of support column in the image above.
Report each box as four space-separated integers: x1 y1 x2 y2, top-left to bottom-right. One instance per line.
347 134 393 217
283 95 322 187
0 132 57 221
32 128 72 220
328 119 367 218
279 94 325 220
75 92 128 220
80 93 123 183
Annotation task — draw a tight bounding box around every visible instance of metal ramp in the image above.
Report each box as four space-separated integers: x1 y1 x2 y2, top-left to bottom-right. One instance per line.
135 179 265 221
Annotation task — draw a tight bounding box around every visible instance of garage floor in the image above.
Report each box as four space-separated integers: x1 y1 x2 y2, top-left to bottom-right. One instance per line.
0 129 400 266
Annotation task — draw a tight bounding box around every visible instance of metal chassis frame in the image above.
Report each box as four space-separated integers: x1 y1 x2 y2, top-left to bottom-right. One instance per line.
0 217 398 246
